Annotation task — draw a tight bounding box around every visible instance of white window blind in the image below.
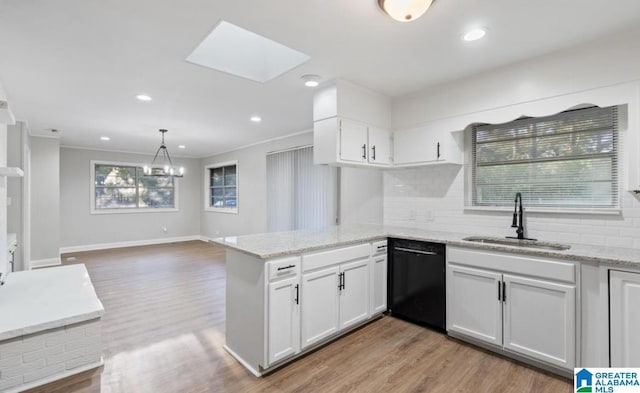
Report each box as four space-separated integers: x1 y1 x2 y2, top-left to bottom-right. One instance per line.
472 106 619 208
267 146 337 232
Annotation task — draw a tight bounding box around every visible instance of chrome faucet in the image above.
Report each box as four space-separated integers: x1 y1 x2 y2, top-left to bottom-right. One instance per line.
508 192 536 241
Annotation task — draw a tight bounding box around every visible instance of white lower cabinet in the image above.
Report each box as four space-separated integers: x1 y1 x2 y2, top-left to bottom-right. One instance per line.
301 266 341 349
267 276 300 365
447 247 576 371
339 259 370 330
502 274 575 369
610 270 640 367
370 253 387 315
447 265 502 346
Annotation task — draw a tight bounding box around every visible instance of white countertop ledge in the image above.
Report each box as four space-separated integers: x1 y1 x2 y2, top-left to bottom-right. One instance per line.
0 264 104 341
211 224 640 268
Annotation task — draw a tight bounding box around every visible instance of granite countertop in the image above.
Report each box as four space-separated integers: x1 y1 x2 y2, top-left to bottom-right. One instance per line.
0 264 105 341
212 224 640 268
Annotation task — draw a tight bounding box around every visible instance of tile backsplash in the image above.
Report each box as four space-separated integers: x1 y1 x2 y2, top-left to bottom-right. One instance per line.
383 165 640 249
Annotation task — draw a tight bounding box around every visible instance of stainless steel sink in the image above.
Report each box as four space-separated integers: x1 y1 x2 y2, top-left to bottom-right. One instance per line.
462 236 571 251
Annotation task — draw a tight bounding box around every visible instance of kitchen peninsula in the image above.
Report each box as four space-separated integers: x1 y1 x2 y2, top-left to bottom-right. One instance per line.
214 224 640 377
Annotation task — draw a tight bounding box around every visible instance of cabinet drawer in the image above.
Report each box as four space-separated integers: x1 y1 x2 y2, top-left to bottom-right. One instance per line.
303 244 370 272
448 247 575 283
371 240 388 256
268 257 301 281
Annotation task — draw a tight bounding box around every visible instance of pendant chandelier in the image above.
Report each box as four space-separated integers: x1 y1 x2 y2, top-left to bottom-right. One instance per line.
143 129 184 177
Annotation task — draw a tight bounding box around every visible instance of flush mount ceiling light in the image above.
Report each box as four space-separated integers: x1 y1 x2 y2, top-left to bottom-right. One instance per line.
186 20 310 83
143 129 184 177
301 74 321 87
378 0 434 22
136 94 152 101
463 28 487 41
250 115 262 123
100 136 110 141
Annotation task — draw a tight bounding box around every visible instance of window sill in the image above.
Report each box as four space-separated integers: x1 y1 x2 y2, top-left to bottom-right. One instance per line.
464 206 621 216
90 208 179 215
205 207 239 214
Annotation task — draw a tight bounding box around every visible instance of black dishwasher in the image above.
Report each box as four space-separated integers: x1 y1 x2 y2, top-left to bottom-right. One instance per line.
388 238 446 332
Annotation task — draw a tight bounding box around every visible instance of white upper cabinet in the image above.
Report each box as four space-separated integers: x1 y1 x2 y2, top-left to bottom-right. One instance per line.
368 127 393 166
394 127 463 166
313 80 393 168
339 119 369 163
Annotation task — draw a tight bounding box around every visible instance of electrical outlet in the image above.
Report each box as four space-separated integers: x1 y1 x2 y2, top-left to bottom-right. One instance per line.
425 210 435 222
408 209 417 221
6 197 11 206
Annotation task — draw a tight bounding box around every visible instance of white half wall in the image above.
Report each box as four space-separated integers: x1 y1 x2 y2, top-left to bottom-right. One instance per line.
30 137 60 262
59 147 201 251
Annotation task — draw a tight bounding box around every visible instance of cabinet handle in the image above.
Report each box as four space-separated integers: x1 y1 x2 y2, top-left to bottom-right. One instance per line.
338 273 342 290
498 281 501 301
437 142 441 159
362 144 367 160
371 145 376 161
277 264 296 271
502 282 507 302
294 284 299 305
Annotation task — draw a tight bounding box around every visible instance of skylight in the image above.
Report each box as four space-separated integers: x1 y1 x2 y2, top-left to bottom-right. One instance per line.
186 20 310 83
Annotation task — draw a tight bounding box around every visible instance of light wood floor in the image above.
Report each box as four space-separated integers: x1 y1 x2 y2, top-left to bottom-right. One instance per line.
27 241 572 393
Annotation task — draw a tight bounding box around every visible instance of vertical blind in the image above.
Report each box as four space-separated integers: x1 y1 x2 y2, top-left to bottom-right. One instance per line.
472 106 619 208
267 146 337 232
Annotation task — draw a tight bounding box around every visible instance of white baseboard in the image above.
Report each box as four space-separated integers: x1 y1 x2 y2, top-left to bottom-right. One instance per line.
59 235 202 254
30 257 62 268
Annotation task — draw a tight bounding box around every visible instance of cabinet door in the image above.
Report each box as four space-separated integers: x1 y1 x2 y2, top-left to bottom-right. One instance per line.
339 119 368 163
301 266 341 349
610 270 640 367
393 126 437 165
340 259 370 329
371 255 387 314
502 274 575 369
368 127 393 166
267 277 300 365
447 265 503 346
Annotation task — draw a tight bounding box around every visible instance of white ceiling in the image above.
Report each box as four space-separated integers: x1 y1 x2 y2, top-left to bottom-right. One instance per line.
0 0 639 158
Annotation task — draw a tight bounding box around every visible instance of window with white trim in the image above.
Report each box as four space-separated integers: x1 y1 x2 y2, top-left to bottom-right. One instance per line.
205 162 238 212
472 106 619 209
93 163 176 211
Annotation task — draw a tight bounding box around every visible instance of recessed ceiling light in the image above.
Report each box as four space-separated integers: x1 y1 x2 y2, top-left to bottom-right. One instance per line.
250 116 262 123
463 28 487 42
100 136 111 141
178 145 186 149
136 94 152 101
378 0 434 22
301 74 321 87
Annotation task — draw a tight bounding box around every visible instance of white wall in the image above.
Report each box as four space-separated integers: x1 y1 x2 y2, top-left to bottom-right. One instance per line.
200 131 384 238
0 123 7 279
6 122 29 270
340 167 383 226
30 137 60 262
384 26 640 248
59 147 201 250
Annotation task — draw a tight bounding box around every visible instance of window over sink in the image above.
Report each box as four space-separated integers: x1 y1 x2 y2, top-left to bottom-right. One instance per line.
471 105 620 210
